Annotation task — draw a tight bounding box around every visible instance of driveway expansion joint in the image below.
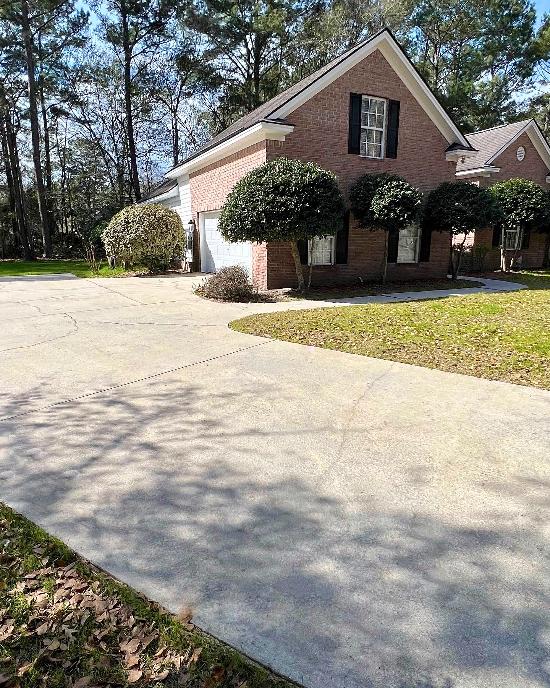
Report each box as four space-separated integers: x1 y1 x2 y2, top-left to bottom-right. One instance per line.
0 340 271 422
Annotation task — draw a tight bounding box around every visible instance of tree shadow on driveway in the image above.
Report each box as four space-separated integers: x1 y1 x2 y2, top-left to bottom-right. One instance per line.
1 378 549 688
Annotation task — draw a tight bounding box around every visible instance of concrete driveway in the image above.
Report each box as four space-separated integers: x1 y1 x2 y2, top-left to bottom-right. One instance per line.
1 274 549 688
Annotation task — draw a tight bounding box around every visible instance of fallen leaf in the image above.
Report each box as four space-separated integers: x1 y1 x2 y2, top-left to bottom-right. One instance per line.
17 661 34 676
36 621 50 635
73 677 91 688
189 647 202 665
141 633 157 649
178 607 193 624
152 669 169 681
125 654 139 668
123 638 140 654
127 669 143 683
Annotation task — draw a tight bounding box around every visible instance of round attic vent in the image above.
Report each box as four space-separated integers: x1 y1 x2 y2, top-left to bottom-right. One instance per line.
517 146 525 161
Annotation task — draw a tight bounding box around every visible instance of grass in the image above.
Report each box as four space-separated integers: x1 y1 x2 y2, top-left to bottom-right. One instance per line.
231 270 550 389
281 278 481 300
0 259 133 279
0 503 298 688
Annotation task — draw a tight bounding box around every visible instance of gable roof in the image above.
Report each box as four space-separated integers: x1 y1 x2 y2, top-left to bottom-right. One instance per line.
457 119 550 174
166 28 472 178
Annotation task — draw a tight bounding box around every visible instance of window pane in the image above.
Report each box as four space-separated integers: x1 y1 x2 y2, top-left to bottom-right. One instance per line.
504 229 520 250
310 236 335 265
397 225 421 263
360 97 386 158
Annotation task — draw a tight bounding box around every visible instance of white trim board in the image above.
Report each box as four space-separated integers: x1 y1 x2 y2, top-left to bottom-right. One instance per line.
166 122 294 178
455 166 501 178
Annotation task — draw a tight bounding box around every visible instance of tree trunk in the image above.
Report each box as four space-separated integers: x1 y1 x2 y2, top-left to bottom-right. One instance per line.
542 232 550 269
21 0 52 256
38 71 56 236
121 0 141 201
172 113 179 166
1 110 33 258
0 119 19 249
290 241 305 292
451 234 467 280
381 230 389 284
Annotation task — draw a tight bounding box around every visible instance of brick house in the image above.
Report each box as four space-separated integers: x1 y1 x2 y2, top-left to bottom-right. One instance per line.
146 28 480 288
455 119 550 271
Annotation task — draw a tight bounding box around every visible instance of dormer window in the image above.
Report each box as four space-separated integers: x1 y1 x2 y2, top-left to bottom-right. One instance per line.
360 96 386 158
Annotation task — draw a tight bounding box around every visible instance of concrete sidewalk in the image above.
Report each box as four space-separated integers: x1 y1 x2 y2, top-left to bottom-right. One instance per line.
1 273 548 688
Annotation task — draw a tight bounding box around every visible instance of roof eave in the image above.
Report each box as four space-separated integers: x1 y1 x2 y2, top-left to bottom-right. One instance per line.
166 122 294 179
445 148 477 162
455 166 501 178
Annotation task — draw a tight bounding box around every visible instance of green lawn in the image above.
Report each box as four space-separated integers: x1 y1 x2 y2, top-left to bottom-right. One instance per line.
231 271 550 389
0 503 297 688
0 259 131 279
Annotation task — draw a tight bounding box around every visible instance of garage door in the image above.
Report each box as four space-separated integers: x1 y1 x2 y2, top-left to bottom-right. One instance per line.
200 211 252 274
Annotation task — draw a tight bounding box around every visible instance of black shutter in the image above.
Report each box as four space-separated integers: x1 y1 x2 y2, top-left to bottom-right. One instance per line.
521 227 531 249
387 229 399 263
335 212 350 264
386 100 400 159
492 225 501 247
298 239 308 265
419 227 432 262
348 93 362 154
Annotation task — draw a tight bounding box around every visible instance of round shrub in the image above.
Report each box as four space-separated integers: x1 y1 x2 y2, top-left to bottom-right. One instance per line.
349 173 404 228
219 158 345 243
424 181 500 235
370 178 422 231
219 158 345 292
195 266 263 302
489 178 550 231
102 203 185 272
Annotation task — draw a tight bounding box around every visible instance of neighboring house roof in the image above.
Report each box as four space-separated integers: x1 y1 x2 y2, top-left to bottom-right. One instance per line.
166 27 473 179
140 178 178 202
456 119 550 178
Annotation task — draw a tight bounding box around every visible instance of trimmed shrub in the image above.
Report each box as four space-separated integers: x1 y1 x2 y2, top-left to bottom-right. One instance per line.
424 181 500 278
102 203 185 273
195 266 265 302
349 173 422 282
489 178 550 231
349 173 404 228
219 158 345 291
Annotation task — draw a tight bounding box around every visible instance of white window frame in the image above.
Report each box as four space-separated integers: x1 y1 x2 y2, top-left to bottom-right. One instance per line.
396 224 421 264
308 235 336 266
360 96 387 159
503 228 522 250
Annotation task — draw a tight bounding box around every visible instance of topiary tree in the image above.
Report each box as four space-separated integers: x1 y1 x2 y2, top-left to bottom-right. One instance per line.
350 173 422 283
423 181 500 280
102 203 185 273
219 158 345 291
489 178 550 271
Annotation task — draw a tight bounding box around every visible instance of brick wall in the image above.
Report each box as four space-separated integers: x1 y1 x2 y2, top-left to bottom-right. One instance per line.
190 141 267 216
471 227 547 272
265 49 457 287
266 223 451 289
266 50 456 194
469 132 550 270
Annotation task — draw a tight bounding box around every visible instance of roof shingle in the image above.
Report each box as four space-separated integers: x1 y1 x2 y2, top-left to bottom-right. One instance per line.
457 120 531 172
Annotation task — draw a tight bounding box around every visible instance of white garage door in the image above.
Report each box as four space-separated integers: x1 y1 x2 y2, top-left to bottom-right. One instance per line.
200 211 252 274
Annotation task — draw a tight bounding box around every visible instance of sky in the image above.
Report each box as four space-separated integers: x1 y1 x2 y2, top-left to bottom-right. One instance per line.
536 0 550 20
